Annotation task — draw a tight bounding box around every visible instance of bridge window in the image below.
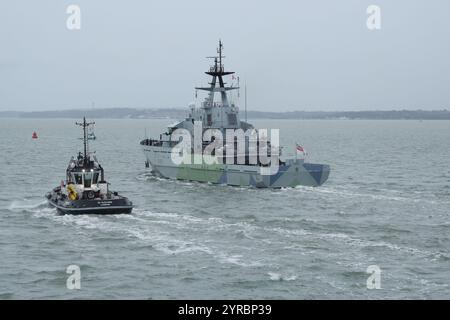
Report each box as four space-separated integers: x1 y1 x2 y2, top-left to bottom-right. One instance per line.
84 172 92 188
73 173 82 184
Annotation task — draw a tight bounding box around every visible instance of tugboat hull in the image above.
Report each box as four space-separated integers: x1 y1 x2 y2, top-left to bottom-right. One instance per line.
46 192 133 215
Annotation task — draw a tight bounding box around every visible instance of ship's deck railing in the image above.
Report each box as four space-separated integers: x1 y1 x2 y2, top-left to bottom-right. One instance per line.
202 102 223 108
140 138 162 146
140 139 181 148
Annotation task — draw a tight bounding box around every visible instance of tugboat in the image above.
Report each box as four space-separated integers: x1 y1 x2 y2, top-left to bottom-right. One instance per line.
140 41 330 188
46 118 133 215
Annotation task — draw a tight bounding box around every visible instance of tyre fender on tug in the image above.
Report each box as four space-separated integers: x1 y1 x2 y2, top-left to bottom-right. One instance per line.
67 184 78 201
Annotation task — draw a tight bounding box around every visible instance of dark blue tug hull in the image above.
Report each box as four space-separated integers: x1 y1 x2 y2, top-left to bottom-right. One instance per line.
46 191 133 215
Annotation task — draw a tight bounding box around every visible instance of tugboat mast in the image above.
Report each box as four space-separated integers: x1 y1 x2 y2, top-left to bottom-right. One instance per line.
75 117 95 164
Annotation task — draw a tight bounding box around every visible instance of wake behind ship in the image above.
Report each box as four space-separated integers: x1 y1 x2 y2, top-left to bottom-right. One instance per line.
140 41 330 188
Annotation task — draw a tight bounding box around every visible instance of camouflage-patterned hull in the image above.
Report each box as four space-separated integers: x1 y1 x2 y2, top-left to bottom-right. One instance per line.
142 147 330 188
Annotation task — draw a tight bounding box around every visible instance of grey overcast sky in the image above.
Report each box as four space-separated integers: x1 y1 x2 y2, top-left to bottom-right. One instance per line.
0 0 449 111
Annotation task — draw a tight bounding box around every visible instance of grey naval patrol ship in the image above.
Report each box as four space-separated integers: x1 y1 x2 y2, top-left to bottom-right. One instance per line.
46 118 133 214
140 41 330 188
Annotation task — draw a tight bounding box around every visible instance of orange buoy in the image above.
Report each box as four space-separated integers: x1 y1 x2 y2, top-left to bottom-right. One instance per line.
32 131 38 139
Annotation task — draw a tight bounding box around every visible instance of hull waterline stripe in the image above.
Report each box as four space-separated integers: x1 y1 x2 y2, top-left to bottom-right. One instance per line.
48 201 133 211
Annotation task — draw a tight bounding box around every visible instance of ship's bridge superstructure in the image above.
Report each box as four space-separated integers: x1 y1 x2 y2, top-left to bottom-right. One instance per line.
142 41 275 162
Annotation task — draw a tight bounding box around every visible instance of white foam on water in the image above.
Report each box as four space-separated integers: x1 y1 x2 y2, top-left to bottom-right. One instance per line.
134 172 155 181
31 207 57 217
134 209 270 266
293 185 440 204
264 225 442 260
28 205 266 267
127 227 213 255
268 272 281 281
27 201 441 265
134 209 239 234
216 253 264 268
136 209 204 223
7 200 47 212
283 275 298 281
132 209 269 266
156 242 213 255
33 198 444 274
267 272 297 281
133 209 215 231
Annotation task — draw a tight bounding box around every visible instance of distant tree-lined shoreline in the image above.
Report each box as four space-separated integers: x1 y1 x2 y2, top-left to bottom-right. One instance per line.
1 108 449 120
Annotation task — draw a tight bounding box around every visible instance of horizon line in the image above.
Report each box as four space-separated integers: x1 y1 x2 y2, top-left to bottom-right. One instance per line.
1 107 449 113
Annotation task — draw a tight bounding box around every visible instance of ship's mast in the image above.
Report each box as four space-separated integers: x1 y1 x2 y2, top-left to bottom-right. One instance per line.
218 40 223 70
76 117 95 165
195 40 239 108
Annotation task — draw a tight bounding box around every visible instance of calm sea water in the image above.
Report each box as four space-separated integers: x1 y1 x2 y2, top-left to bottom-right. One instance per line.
0 118 449 299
